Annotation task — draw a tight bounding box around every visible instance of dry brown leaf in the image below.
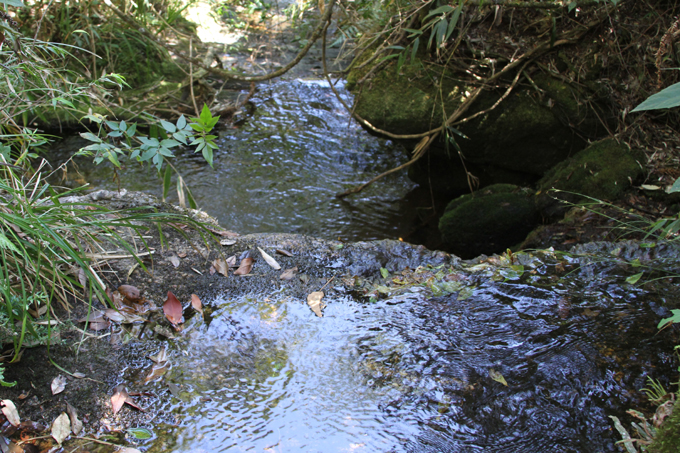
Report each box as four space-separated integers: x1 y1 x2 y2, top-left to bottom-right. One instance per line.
50 412 71 445
111 385 128 415
212 258 229 277
307 291 325 317
72 372 86 379
163 291 183 330
104 308 125 323
280 267 298 280
118 285 141 303
51 375 67 395
77 267 87 288
177 251 187 258
89 321 111 331
191 294 203 315
208 227 239 238
226 255 237 267
144 361 171 384
234 257 255 276
110 290 125 309
1 399 20 426
220 239 236 246
276 249 293 257
111 384 145 415
209 264 216 275
149 346 167 364
78 310 106 324
258 247 281 270
66 402 83 435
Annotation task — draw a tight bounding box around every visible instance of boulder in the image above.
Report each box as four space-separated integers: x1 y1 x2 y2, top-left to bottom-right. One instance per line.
438 184 539 258
536 138 646 219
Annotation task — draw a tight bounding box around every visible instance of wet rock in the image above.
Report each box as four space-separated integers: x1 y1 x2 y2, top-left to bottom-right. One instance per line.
536 138 646 220
438 184 539 258
349 59 610 194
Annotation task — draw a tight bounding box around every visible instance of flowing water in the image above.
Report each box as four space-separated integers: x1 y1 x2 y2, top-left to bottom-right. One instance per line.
120 245 680 453
54 79 427 243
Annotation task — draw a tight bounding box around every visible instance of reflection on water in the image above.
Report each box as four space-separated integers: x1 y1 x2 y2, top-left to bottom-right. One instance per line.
54 79 425 242
136 252 678 453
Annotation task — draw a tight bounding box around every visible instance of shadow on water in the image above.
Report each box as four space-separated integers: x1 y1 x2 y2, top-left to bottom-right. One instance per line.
122 250 679 453
52 79 446 245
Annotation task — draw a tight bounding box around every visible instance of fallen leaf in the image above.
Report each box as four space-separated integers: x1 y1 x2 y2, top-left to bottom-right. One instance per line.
163 291 183 330
144 361 171 384
167 383 181 398
149 346 167 364
72 372 86 379
280 267 298 280
111 384 145 415
177 251 187 258
212 258 229 277
489 368 508 386
191 294 203 315
276 249 293 257
51 375 67 395
104 308 125 323
127 427 153 440
116 448 142 453
77 267 87 288
226 255 237 267
50 412 71 445
307 291 325 317
66 402 83 435
168 254 180 268
1 400 20 426
234 257 254 276
111 385 128 415
78 310 106 324
88 321 111 331
118 285 141 302
220 239 236 246
208 227 239 238
258 247 281 270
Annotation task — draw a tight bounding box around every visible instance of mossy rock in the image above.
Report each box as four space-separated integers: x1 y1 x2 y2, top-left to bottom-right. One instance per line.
536 138 646 219
648 400 680 452
438 184 539 258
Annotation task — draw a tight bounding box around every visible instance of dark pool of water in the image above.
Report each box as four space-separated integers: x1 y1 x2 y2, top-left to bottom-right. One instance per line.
53 79 440 244
122 249 679 452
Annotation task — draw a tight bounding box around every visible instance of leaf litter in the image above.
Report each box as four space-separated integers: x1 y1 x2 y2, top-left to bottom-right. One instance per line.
163 291 184 330
51 412 71 445
307 291 325 317
258 247 281 270
51 375 67 395
111 385 144 416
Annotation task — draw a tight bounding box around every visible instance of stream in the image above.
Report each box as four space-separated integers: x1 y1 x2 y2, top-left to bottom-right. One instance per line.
117 242 679 453
49 79 680 452
54 78 434 244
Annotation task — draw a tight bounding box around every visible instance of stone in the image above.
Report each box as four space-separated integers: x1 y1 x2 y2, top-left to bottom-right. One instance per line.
536 138 646 220
438 184 539 258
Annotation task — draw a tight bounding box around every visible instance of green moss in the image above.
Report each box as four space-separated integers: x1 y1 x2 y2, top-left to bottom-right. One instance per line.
538 138 645 201
439 184 538 258
348 59 466 134
648 401 680 452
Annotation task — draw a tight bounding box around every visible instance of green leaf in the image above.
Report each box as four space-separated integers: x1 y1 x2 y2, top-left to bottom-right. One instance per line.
1 0 25 7
160 139 181 148
632 82 680 112
669 177 680 194
446 1 463 41
457 286 474 300
626 272 643 284
127 428 153 440
380 267 389 279
160 119 177 133
163 165 172 201
0 231 19 253
489 368 508 386
425 5 454 18
177 115 187 130
79 132 102 143
659 309 680 329
410 37 420 62
199 104 213 124
202 147 214 167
